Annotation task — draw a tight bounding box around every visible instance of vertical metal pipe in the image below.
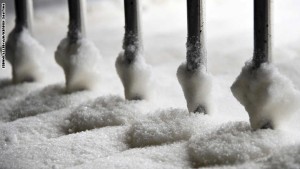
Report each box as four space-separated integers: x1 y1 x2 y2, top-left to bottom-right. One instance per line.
186 0 206 71
68 0 86 42
14 0 33 33
123 0 141 63
253 0 271 68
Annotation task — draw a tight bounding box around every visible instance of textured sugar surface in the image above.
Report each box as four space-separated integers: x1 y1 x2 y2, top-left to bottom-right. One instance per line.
6 28 45 83
231 62 300 129
1 0 300 169
55 37 102 92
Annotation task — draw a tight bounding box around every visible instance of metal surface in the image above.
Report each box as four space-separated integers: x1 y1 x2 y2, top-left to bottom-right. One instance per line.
186 0 206 71
14 0 33 33
253 0 271 68
67 0 86 42
123 0 142 64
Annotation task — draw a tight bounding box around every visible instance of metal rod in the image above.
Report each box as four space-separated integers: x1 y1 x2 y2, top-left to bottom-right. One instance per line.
123 0 142 63
67 0 86 42
14 0 33 33
186 0 206 71
253 0 271 68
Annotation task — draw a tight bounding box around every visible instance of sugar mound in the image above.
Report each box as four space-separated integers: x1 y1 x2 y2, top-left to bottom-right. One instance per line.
5 85 96 122
67 96 144 133
188 121 295 167
55 37 102 92
70 142 189 169
0 108 71 149
0 80 43 100
0 127 129 169
6 28 45 83
177 62 214 113
263 144 300 169
231 62 300 129
115 52 152 100
128 109 216 147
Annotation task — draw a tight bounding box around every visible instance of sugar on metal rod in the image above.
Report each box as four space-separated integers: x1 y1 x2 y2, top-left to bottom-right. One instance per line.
123 0 142 63
253 0 271 68
68 0 86 42
186 0 206 71
14 0 33 33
